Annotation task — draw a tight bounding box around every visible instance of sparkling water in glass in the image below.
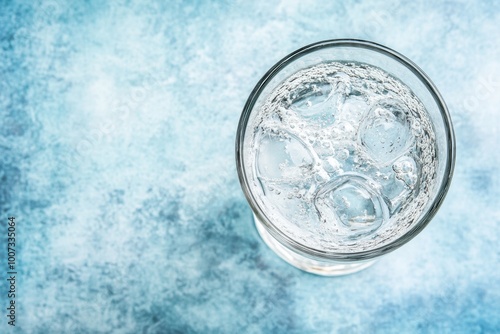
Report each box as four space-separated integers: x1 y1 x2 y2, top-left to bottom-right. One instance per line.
236 40 455 275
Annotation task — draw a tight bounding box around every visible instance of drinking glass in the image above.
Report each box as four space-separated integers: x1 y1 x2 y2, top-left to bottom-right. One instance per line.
235 39 455 276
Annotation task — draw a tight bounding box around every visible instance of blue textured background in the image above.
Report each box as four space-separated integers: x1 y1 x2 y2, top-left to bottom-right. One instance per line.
1 1 499 333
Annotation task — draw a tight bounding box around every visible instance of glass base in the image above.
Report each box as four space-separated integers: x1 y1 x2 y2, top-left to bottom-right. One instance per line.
254 214 376 276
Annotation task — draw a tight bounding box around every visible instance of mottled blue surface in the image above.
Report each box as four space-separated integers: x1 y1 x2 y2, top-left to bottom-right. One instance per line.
0 0 499 333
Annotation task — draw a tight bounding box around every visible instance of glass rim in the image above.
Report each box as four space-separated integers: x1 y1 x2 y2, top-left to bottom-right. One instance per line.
235 39 456 261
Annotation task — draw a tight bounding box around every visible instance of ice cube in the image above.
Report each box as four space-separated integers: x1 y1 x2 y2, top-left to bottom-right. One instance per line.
392 156 418 189
359 99 412 163
377 156 419 213
314 174 388 238
288 81 336 127
255 129 315 181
